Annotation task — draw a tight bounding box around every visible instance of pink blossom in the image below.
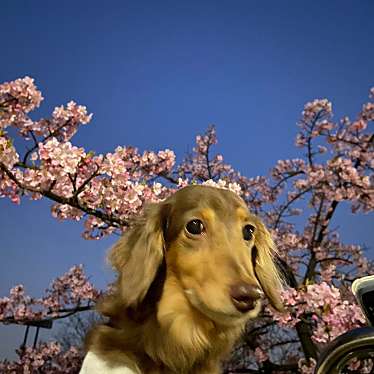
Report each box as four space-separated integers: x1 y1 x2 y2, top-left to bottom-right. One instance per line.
0 342 82 373
1 78 373 370
0 76 43 130
0 134 19 168
298 358 316 374
270 282 366 343
0 265 99 324
254 347 269 363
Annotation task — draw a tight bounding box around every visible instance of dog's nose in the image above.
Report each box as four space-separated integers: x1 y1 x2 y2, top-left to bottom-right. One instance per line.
230 283 263 312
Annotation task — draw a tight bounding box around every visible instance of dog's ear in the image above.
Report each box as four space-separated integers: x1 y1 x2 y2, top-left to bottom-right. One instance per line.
253 222 284 312
109 202 169 307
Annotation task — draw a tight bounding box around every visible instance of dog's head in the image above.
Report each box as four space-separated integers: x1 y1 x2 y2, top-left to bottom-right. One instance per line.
109 185 283 325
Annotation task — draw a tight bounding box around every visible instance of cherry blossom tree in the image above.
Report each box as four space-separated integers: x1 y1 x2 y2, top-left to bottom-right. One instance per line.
0 77 373 373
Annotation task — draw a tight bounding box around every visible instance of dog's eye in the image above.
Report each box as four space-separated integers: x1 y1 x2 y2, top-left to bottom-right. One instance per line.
243 224 255 241
186 219 204 235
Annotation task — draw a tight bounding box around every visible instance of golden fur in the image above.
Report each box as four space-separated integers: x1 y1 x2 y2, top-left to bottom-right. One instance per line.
86 185 283 373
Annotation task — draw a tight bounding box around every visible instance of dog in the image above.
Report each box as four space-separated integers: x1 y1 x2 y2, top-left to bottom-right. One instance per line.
80 185 283 373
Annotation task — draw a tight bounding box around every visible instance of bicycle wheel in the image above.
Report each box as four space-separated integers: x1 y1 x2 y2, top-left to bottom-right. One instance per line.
315 327 374 374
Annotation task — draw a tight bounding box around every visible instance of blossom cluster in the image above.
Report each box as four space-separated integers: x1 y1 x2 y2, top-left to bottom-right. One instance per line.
0 76 43 130
0 135 19 170
0 76 91 141
0 265 99 323
297 358 316 374
1 91 177 238
0 342 82 373
178 125 235 181
201 178 242 195
271 282 366 344
1 77 373 371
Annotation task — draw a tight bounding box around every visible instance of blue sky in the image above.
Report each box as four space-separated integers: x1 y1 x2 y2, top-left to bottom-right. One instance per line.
1 0 373 359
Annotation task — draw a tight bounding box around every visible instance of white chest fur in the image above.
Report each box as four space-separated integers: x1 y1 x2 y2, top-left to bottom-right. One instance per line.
80 351 138 374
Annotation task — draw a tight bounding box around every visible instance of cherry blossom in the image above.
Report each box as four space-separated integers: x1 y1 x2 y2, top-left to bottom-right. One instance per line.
271 282 366 343
1 77 373 372
0 265 99 324
0 343 82 373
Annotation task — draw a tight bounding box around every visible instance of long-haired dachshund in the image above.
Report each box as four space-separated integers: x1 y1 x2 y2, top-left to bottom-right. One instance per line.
80 185 283 373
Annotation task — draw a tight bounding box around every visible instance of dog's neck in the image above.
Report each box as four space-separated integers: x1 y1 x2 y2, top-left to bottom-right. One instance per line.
135 272 243 373
93 272 244 373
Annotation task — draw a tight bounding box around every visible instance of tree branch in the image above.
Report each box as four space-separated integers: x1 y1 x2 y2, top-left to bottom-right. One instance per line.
0 162 128 228
1 304 94 326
